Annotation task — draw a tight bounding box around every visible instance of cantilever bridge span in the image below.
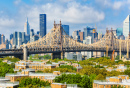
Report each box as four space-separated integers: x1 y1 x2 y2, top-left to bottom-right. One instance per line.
0 21 130 60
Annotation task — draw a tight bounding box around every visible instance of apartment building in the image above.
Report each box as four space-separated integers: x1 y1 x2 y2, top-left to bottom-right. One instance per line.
93 75 130 88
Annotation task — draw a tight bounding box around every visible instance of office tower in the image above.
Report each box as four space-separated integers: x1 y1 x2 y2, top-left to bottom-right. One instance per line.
24 18 30 35
123 15 130 37
40 14 46 37
116 28 123 37
10 34 13 40
72 30 81 41
84 26 98 43
98 32 102 40
79 32 84 42
13 32 18 45
5 39 9 49
62 25 69 35
30 29 34 37
0 34 1 44
1 34 5 44
83 36 92 59
21 32 25 44
30 29 34 43
25 35 30 43
17 32 22 47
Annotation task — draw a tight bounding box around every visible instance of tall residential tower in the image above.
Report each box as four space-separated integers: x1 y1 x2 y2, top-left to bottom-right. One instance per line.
40 14 46 37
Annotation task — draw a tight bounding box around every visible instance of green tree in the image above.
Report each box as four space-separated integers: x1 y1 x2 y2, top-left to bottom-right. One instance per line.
0 61 14 76
95 74 105 80
10 63 15 68
17 77 50 87
124 69 130 77
43 55 51 59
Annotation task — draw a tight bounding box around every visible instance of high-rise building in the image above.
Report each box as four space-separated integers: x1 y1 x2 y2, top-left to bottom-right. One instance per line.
37 31 40 35
84 26 98 43
83 36 92 59
10 34 13 40
21 32 25 44
116 28 123 37
79 32 84 42
24 18 30 35
30 29 34 37
72 30 81 41
123 15 130 37
13 32 18 45
1 34 5 44
17 32 22 47
40 14 46 37
62 25 69 35
0 34 1 44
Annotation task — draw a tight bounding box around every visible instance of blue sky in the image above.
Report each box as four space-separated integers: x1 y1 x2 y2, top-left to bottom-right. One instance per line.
0 0 130 39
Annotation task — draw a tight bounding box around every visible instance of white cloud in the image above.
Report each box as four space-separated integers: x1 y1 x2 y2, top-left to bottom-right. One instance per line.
14 0 21 5
95 0 125 10
113 1 124 10
17 1 105 34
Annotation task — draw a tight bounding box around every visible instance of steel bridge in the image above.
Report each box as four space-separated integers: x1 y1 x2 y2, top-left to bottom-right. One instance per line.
0 21 129 60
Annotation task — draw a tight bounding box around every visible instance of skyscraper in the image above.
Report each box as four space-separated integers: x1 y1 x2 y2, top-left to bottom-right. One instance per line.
17 32 22 47
13 32 18 45
40 14 46 37
123 15 130 37
0 34 1 44
116 28 123 37
10 34 13 40
24 18 30 35
62 25 69 35
1 34 5 44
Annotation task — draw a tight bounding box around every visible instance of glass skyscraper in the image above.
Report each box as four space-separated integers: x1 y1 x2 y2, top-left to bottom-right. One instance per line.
62 25 69 35
116 28 123 37
40 14 46 37
123 15 130 37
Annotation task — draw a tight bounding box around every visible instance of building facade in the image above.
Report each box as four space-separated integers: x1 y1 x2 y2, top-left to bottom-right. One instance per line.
116 28 123 37
40 14 46 37
24 18 30 35
123 15 130 38
62 25 69 35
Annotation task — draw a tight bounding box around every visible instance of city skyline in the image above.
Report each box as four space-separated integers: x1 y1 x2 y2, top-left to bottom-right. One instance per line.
0 0 130 39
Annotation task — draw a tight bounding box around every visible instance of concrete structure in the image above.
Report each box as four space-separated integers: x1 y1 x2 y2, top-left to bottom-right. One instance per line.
24 18 30 35
40 14 46 37
72 30 81 41
65 52 82 61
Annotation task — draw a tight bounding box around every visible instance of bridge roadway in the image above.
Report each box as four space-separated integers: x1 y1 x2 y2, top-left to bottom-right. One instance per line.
0 47 128 59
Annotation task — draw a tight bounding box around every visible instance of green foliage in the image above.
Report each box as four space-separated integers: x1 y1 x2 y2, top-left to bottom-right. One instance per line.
54 74 94 88
106 70 124 76
94 65 104 68
43 55 51 59
46 61 52 64
95 74 105 80
17 77 50 87
10 63 15 68
0 61 14 76
124 69 130 77
59 65 77 71
33 54 39 59
0 56 20 62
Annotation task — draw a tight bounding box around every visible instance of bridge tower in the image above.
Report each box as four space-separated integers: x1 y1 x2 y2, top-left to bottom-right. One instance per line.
23 44 28 60
127 34 130 58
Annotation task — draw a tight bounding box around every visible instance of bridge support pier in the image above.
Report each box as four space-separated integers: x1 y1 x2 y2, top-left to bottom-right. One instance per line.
51 52 64 59
106 45 108 57
23 44 28 61
119 40 122 60
127 40 129 58
51 53 53 60
61 52 64 59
